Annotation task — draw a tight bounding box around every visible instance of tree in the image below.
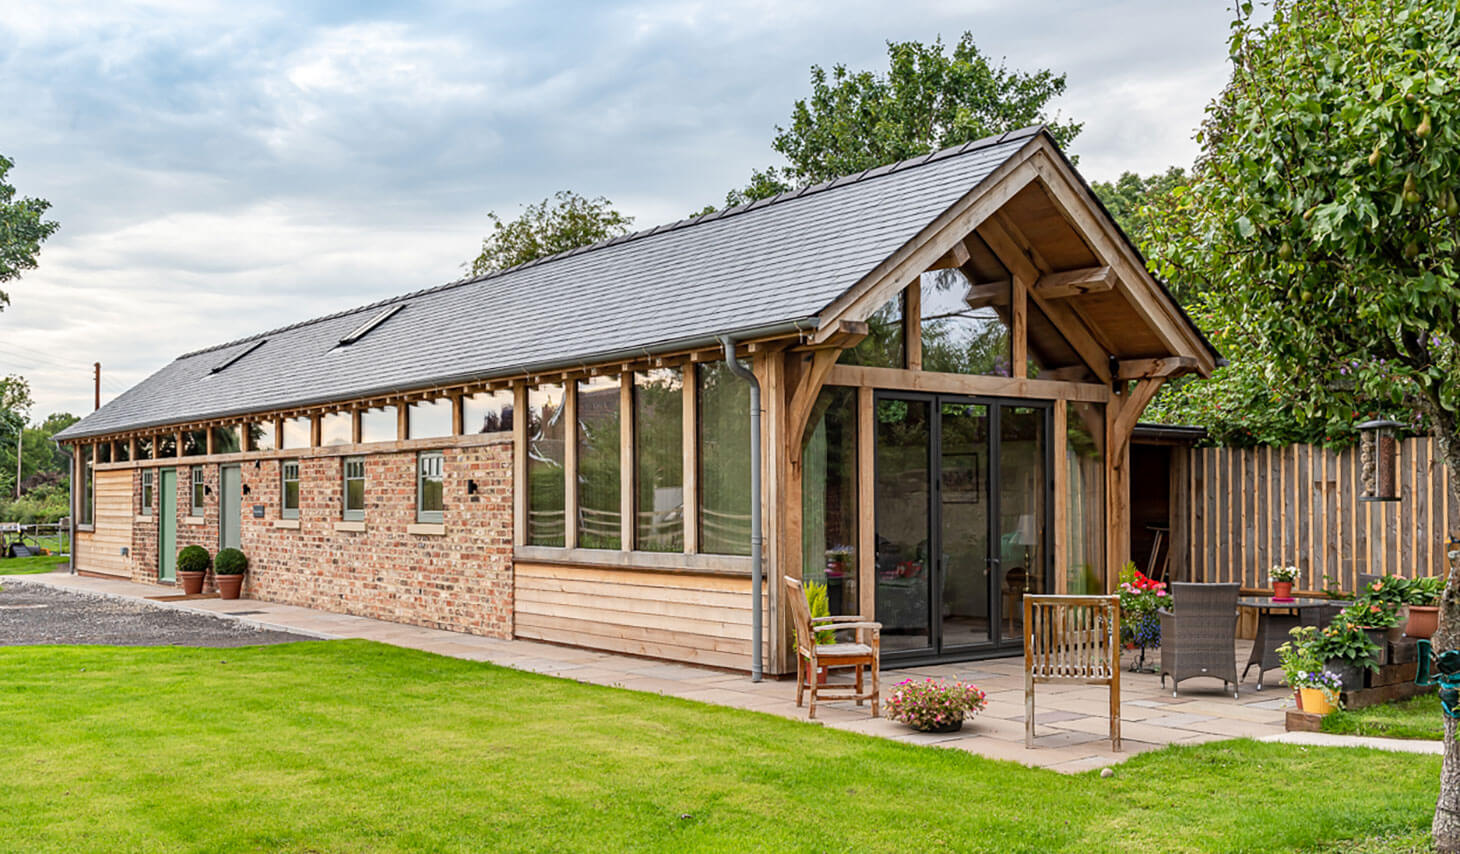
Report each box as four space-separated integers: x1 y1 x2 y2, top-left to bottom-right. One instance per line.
467 191 633 275
0 155 60 312
724 33 1082 206
1145 2 1460 843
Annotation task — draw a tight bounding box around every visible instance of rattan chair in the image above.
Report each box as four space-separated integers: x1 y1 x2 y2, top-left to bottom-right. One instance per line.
1159 582 1240 698
784 575 881 720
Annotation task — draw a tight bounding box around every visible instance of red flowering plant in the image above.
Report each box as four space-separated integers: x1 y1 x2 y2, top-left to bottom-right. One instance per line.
885 678 987 732
1118 562 1169 652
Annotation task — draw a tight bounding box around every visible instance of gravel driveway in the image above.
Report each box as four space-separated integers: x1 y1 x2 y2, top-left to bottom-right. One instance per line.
0 581 311 647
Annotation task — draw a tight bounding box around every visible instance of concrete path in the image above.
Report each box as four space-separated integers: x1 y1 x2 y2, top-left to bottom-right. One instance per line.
1262 731 1443 755
6 569 1304 773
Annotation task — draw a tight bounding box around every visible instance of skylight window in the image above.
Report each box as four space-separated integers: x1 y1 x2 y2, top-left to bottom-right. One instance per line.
210 339 266 374
338 304 405 346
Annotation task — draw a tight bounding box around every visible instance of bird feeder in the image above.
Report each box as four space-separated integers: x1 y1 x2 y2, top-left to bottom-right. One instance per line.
1357 419 1403 502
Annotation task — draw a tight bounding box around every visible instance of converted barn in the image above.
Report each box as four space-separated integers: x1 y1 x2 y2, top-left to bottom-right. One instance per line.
57 126 1217 675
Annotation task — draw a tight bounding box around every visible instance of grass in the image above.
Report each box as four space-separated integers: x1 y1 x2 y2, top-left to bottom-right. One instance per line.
0 552 68 574
0 641 1442 852
1323 693 1444 741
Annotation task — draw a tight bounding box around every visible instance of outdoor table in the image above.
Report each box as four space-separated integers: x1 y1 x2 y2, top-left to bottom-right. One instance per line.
1238 597 1349 689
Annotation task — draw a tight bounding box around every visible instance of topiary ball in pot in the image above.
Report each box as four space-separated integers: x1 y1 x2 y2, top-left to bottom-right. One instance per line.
213 548 248 600
176 545 211 595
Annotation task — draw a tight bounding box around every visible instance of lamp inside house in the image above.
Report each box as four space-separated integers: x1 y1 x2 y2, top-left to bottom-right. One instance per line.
1357 419 1403 502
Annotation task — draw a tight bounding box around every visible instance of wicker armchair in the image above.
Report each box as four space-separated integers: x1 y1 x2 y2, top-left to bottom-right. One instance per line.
1159 583 1240 698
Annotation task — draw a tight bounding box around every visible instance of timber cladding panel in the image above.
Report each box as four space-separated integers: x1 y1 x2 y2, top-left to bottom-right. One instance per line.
75 470 133 577
513 562 765 670
1186 439 1457 592
238 441 514 638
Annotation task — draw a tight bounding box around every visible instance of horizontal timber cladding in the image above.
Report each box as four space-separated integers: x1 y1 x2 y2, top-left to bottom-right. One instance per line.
241 441 515 638
75 469 133 577
513 561 769 671
1186 439 1457 593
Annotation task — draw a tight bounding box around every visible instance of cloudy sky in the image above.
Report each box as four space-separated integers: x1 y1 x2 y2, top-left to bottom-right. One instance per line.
1 0 1235 418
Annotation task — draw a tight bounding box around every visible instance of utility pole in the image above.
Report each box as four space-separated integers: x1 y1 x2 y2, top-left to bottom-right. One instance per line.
14 424 20 499
93 362 101 411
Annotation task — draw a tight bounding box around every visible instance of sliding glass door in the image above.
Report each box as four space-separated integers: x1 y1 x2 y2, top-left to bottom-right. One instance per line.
874 393 1051 662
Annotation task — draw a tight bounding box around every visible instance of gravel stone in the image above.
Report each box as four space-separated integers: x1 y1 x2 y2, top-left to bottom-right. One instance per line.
0 582 311 647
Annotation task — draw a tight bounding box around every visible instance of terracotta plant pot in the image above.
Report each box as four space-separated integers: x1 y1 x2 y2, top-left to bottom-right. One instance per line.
178 570 206 596
1406 605 1440 639
1299 687 1335 716
803 661 829 686
1272 581 1294 600
1293 689 1304 711
215 574 244 600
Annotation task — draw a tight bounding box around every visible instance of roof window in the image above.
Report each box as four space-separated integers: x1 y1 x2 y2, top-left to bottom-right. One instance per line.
338 304 405 346
210 339 267 374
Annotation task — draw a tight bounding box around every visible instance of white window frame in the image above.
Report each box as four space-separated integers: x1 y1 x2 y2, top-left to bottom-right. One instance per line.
141 470 154 516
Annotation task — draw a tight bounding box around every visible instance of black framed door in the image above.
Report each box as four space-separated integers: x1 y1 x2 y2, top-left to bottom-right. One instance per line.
873 392 1052 663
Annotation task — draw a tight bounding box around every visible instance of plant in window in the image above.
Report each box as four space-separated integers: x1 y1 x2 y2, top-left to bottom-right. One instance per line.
176 544 211 596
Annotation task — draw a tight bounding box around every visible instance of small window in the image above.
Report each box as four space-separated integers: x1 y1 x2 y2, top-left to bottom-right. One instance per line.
338 304 404 346
250 421 277 452
408 398 454 439
281 460 300 519
97 443 112 464
136 436 154 460
360 406 397 443
463 390 513 433
115 441 131 463
281 417 312 449
417 451 444 523
157 433 177 458
212 425 242 455
342 457 365 521
320 411 352 446
141 470 154 515
191 468 206 516
183 430 207 456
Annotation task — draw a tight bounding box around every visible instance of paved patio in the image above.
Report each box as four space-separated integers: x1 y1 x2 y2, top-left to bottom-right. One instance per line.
4 569 1296 772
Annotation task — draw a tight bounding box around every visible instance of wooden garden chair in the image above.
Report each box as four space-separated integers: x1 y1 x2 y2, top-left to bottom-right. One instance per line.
1023 594 1121 750
784 575 881 719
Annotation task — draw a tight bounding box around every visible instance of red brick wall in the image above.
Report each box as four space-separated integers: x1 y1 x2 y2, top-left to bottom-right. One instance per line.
238 441 513 638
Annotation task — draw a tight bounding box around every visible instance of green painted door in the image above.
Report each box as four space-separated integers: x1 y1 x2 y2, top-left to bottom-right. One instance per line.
220 465 241 550
159 468 177 581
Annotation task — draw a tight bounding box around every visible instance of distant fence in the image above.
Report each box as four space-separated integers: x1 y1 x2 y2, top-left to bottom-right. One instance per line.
1184 438 1457 592
0 520 70 557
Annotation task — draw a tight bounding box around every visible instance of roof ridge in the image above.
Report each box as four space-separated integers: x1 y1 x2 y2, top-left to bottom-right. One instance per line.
177 125 1046 360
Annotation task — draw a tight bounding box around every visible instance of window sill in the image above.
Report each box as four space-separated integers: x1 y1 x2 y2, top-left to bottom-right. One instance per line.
334 520 366 533
184 516 206 526
407 523 446 537
76 525 95 533
273 519 301 530
134 515 153 523
512 545 754 576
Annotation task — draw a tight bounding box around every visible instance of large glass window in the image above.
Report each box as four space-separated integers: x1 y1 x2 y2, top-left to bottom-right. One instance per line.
280 460 300 519
249 422 276 452
212 425 241 455
343 457 365 521
1066 402 1105 594
920 269 1011 376
141 470 153 515
157 433 177 457
183 430 207 456
136 436 154 460
635 369 683 552
527 384 567 546
839 292 904 368
114 441 130 463
801 387 857 615
79 445 94 526
417 451 444 523
190 468 206 516
697 362 751 555
463 390 513 434
281 417 312 450
360 406 397 444
320 412 352 446
409 398 454 439
576 376 621 549
97 443 112 464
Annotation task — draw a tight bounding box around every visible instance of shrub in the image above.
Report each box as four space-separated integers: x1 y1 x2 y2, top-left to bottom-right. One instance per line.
886 678 987 731
803 580 833 644
176 545 211 574
214 548 248 575
1408 577 1443 607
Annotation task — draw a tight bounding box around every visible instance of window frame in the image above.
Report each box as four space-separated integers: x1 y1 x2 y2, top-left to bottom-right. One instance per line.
141 470 154 516
342 456 366 521
416 450 444 524
280 459 301 519
190 467 206 516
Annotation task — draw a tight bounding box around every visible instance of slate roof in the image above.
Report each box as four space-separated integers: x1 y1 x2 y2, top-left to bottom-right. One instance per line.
59 126 1048 441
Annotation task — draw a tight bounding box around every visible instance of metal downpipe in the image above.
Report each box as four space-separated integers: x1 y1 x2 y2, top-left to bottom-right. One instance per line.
719 335 763 682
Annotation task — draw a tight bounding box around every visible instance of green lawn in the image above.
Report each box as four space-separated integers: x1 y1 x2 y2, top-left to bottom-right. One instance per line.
1322 693 1444 741
0 641 1441 853
0 552 68 574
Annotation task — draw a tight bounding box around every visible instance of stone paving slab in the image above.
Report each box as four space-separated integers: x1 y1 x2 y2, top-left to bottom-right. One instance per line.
4 570 1295 773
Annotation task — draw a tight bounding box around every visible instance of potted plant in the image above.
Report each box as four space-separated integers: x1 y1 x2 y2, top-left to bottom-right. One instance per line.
1279 626 1346 714
1291 668 1345 716
1269 565 1299 601
176 544 211 595
803 580 834 686
1278 627 1321 710
1405 575 1443 639
886 678 987 733
213 547 248 600
1310 618 1380 689
1117 562 1167 672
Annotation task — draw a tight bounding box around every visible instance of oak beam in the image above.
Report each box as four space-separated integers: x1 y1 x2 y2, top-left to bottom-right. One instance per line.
1115 356 1197 380
824 363 1110 403
1035 266 1115 299
620 372 635 550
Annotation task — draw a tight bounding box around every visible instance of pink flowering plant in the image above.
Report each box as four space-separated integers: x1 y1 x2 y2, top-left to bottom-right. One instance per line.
1117 562 1168 650
885 678 987 732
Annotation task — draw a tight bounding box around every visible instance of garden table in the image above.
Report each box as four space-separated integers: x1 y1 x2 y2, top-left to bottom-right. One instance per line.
1238 597 1348 690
